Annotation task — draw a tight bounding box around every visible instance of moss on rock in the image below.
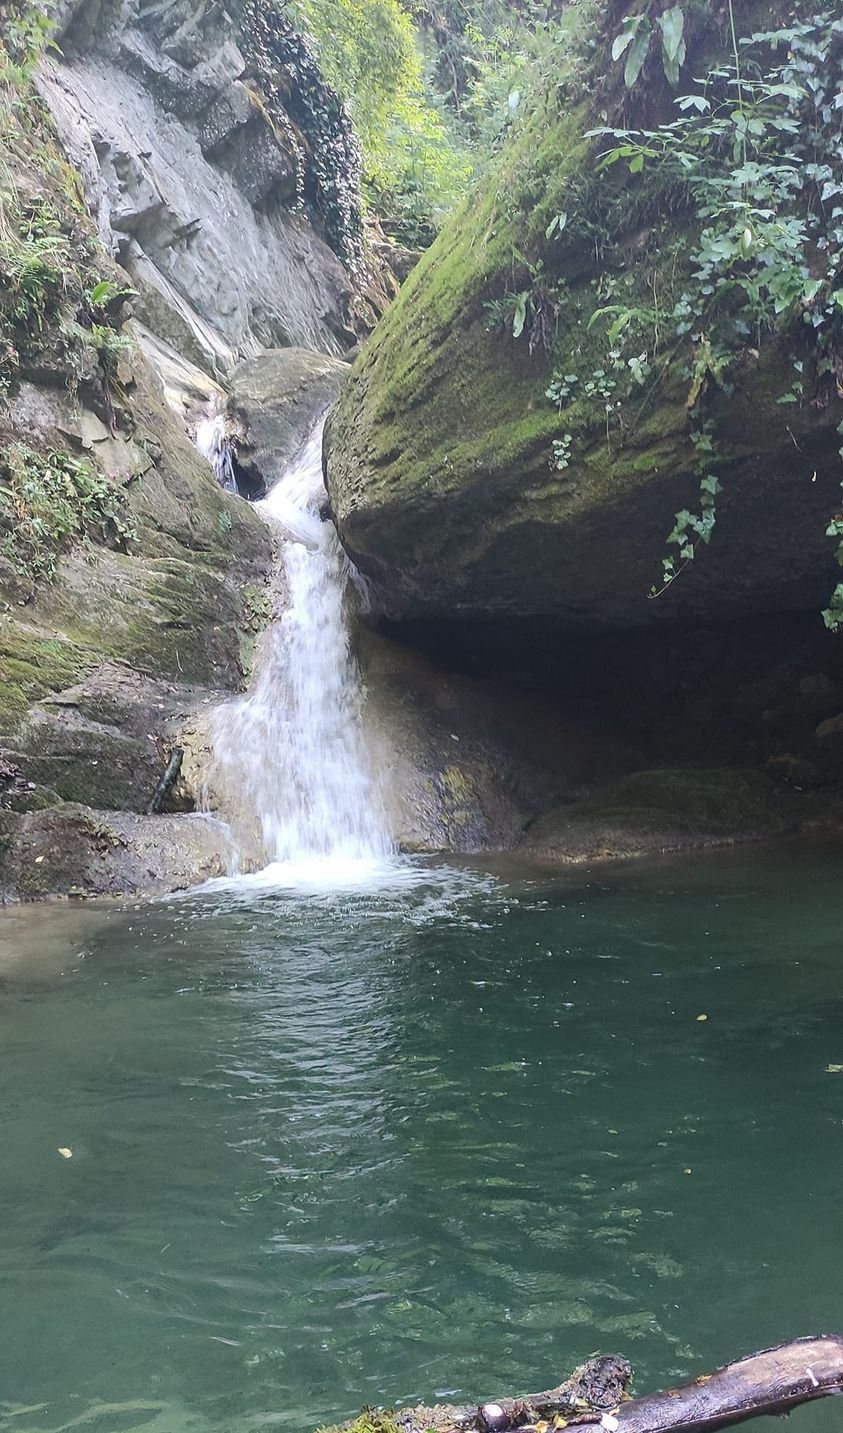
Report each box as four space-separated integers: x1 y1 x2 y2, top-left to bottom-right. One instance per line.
325 0 843 629
0 64 274 891
316 1411 401 1433
0 621 99 734
520 767 790 864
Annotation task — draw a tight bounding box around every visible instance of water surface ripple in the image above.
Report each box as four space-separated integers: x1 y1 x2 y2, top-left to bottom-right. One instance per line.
0 846 842 1433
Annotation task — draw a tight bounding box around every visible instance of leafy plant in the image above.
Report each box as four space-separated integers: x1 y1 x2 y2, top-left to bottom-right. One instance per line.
285 0 471 239
586 4 843 607
611 6 687 91
0 444 136 584
0 0 57 88
87 278 135 309
0 109 134 406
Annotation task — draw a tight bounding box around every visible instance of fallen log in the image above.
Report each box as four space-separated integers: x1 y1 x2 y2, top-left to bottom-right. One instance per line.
383 1336 843 1433
610 1336 843 1432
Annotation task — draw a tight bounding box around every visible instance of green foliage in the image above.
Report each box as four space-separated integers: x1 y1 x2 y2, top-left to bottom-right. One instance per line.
572 3 843 608
0 0 57 88
286 0 593 242
87 278 134 309
0 40 135 406
612 5 686 90
0 444 136 584
654 423 721 593
315 1409 400 1433
244 1 365 266
286 0 470 240
0 192 68 345
418 0 590 150
0 167 133 400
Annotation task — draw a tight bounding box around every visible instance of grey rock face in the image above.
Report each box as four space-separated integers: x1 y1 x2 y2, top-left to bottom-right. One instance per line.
227 347 349 488
0 803 233 899
39 0 354 380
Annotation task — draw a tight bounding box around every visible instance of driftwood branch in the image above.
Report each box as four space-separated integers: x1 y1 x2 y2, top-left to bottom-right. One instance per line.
396 1337 843 1433
146 746 183 815
612 1336 843 1432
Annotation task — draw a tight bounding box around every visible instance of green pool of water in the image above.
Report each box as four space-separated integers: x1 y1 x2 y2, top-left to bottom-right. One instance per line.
1 844 842 1433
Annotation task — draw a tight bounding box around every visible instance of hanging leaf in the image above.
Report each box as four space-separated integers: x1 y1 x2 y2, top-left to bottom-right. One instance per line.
89 280 115 306
657 6 685 62
657 7 685 87
512 291 529 339
611 16 641 62
624 19 652 89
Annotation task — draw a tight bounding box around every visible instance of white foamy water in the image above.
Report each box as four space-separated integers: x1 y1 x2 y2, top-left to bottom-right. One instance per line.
202 419 393 884
195 405 237 493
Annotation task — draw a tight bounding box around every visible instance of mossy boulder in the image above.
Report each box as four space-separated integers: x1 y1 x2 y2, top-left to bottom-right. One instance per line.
519 768 791 864
325 0 843 630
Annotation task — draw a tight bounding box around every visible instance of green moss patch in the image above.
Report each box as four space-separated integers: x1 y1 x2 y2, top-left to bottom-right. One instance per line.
0 620 98 734
521 767 789 865
563 768 783 837
316 1410 401 1433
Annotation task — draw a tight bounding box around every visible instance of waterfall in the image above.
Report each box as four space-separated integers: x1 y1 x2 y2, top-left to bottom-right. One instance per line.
195 405 238 493
202 417 393 880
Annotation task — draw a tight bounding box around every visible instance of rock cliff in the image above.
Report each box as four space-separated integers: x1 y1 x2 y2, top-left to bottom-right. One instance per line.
321 0 843 852
4 0 843 896
0 0 369 897
41 0 362 378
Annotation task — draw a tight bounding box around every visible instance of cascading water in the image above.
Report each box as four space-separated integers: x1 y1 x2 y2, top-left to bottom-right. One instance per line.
201 417 393 882
195 404 238 494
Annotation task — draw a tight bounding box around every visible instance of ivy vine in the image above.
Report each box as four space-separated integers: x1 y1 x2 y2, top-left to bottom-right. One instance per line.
591 4 843 614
